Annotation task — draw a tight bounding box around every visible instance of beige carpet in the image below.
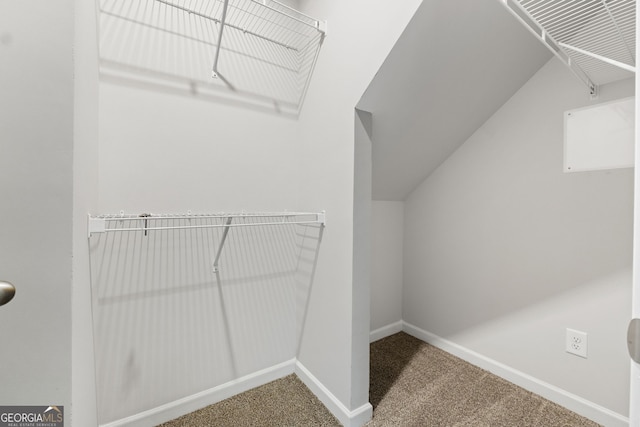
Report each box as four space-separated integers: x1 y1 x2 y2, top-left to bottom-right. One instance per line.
160 332 601 426
367 332 601 426
159 374 340 427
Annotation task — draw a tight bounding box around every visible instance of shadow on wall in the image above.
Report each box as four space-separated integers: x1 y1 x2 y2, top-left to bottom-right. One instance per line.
88 215 324 425
97 0 324 118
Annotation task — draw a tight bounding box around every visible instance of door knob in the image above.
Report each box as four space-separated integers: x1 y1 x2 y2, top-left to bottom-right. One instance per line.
0 281 15 306
628 318 640 364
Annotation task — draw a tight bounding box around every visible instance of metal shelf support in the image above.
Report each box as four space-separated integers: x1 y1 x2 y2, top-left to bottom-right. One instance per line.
213 216 233 273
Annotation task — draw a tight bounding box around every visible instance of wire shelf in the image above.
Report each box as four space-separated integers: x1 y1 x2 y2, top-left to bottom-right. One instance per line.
88 211 325 273
502 0 635 95
97 0 326 115
88 211 326 237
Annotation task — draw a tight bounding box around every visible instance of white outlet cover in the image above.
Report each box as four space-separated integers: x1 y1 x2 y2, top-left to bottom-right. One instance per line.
566 328 588 358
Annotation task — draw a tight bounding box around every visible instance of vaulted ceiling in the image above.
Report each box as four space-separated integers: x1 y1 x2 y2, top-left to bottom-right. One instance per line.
357 0 553 201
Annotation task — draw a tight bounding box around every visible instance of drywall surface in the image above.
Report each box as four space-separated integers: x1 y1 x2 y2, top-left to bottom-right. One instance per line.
358 0 551 201
96 67 307 424
0 0 73 413
403 57 634 416
295 0 422 415
72 0 100 425
371 201 404 332
353 109 373 414
98 86 301 212
96 1 420 423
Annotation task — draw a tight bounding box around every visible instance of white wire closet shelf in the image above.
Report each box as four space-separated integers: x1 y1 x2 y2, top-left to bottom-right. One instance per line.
97 0 326 115
88 211 326 272
88 211 326 236
501 0 635 97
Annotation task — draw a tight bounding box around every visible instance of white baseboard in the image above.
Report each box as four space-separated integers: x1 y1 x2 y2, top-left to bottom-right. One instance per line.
402 321 629 427
101 359 296 427
103 320 624 427
295 361 372 427
370 320 403 343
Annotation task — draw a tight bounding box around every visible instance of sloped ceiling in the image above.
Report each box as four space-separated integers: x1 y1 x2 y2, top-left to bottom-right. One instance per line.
357 0 552 201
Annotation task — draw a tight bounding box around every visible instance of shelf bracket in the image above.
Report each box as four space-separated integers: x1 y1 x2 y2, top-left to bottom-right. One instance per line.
500 0 599 98
317 211 326 226
212 216 233 273
88 215 106 238
212 0 230 81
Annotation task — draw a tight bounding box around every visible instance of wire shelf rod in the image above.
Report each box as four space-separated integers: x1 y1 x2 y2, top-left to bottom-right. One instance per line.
88 211 326 237
533 1 599 23
246 0 320 28
560 42 635 71
570 28 635 47
563 27 633 49
155 0 299 51
550 18 627 41
562 26 635 59
99 9 215 48
538 12 605 38
94 212 322 220
238 2 318 35
526 0 592 18
97 220 323 232
601 0 631 54
545 9 631 39
565 37 633 60
538 6 604 32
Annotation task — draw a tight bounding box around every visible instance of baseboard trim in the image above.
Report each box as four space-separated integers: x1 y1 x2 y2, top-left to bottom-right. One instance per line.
102 320 625 427
402 321 629 427
295 361 373 427
100 359 296 427
370 320 403 343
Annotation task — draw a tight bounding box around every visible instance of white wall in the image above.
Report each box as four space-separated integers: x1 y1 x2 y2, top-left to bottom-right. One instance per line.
0 0 73 413
295 0 421 422
94 4 313 420
72 0 100 425
95 80 306 423
92 1 422 424
371 201 404 333
352 109 372 416
2 3 101 426
404 57 634 418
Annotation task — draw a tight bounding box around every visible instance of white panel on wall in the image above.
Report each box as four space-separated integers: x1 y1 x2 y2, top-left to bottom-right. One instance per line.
564 97 635 173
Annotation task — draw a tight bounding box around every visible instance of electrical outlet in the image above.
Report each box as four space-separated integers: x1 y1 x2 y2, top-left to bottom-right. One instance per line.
566 328 588 358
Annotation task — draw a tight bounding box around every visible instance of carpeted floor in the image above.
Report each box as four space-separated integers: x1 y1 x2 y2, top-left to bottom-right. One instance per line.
159 374 340 427
367 332 601 426
159 332 602 426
